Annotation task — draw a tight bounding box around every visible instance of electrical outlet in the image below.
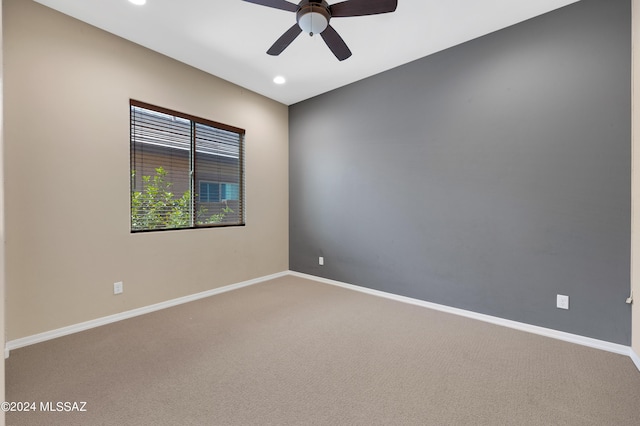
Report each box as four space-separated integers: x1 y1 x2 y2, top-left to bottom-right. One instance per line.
319 256 324 266
557 294 569 310
114 281 124 295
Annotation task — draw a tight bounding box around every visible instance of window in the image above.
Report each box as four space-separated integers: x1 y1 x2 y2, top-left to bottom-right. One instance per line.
199 182 240 203
130 100 245 232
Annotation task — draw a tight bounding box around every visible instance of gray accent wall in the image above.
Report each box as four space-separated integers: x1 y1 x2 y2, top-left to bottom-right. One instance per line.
289 0 631 344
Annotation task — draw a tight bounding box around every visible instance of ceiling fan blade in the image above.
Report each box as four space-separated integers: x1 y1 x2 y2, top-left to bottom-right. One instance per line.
320 25 352 61
242 0 298 13
330 0 397 17
267 24 303 56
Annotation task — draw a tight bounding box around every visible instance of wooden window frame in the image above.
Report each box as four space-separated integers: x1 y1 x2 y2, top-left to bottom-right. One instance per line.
130 99 245 233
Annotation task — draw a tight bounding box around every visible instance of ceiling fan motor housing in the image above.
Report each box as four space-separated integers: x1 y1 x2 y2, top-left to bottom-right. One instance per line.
296 0 331 36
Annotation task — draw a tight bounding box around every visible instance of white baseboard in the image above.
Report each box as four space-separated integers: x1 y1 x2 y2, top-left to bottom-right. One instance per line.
6 269 638 373
5 271 289 358
289 271 634 360
631 349 640 371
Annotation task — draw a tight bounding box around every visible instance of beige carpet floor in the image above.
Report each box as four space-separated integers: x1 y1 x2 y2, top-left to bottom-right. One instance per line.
5 275 640 425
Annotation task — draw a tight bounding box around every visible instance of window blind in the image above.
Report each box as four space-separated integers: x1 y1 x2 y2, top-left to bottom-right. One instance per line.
130 100 245 232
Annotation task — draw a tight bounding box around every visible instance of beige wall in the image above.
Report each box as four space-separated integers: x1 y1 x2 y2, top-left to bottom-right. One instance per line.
3 0 288 340
1 0 6 422
633 0 640 358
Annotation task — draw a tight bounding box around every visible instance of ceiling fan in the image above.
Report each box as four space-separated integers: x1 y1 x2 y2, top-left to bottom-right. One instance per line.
242 0 398 61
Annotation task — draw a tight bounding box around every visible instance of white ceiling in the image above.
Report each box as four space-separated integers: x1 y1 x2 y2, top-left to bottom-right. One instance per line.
33 0 580 105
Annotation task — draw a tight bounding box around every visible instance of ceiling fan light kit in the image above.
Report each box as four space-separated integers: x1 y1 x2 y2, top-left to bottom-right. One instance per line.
243 0 398 61
297 1 330 36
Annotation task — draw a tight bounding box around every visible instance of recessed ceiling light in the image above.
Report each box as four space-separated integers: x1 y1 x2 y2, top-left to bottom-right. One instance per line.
129 0 146 5
273 76 286 85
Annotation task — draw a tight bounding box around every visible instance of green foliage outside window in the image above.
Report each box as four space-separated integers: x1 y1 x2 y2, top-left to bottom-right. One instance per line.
131 167 233 231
